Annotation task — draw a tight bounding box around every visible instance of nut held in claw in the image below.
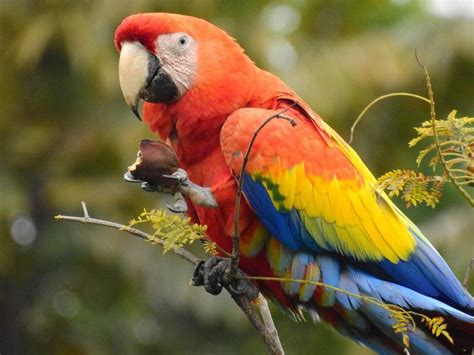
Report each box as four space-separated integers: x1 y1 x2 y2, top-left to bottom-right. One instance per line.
127 139 180 188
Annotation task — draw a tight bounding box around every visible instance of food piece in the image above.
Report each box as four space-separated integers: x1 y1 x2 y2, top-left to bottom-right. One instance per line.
127 139 179 188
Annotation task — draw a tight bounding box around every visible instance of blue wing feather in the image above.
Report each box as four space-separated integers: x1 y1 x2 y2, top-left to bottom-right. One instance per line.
243 173 474 312
378 228 474 310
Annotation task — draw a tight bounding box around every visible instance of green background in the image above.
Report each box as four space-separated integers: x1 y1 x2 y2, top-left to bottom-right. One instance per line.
1 1 472 354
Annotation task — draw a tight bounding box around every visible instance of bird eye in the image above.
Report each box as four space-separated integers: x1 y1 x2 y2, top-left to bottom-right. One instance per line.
178 35 188 47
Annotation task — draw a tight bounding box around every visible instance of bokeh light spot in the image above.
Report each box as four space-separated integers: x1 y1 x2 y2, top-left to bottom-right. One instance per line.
52 290 81 318
133 317 161 344
10 215 37 247
262 4 301 34
266 38 297 72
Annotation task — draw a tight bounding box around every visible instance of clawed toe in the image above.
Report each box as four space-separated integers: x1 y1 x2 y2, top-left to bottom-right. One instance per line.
163 168 189 186
165 193 188 213
192 257 229 295
228 278 259 300
191 257 258 300
141 182 159 192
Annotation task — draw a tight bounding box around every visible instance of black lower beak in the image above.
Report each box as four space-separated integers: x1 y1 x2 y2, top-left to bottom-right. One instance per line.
130 54 180 121
131 105 141 120
130 54 161 121
141 69 179 104
138 54 179 104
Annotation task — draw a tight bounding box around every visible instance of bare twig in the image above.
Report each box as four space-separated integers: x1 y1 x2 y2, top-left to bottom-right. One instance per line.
349 92 430 144
229 106 297 281
56 202 284 355
56 202 199 265
462 258 474 289
254 293 283 353
81 201 90 219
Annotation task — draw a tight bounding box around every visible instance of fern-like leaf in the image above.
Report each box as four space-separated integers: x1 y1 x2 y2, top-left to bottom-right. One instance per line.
377 170 444 208
411 110 474 188
420 316 453 344
377 110 473 207
128 209 207 253
203 240 219 256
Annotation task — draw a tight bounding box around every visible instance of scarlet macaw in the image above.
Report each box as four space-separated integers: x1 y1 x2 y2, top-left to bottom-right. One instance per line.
115 13 473 354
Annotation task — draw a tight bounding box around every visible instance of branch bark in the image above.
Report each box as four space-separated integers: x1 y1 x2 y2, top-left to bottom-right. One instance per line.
56 202 284 355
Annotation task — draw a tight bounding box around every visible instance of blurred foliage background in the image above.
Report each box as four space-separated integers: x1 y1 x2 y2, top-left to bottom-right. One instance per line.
0 0 473 354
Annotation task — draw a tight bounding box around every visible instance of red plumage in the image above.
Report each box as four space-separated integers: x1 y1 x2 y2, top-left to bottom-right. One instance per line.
115 13 474 354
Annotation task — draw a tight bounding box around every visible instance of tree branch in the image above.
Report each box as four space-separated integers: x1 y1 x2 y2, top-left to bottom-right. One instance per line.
55 202 284 355
254 293 282 351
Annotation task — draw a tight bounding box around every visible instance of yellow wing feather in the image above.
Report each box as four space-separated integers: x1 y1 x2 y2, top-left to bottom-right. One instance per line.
221 106 417 263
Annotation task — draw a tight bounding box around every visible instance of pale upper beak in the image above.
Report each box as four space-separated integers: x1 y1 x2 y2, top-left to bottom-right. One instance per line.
118 41 179 120
119 42 150 120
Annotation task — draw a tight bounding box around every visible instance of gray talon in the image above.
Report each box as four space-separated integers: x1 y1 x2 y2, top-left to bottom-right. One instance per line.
166 202 186 213
141 182 156 192
141 182 166 193
166 192 188 213
163 168 189 185
124 171 142 183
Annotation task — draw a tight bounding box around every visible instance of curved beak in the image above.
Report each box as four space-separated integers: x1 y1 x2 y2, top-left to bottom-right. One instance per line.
119 42 156 120
118 41 179 121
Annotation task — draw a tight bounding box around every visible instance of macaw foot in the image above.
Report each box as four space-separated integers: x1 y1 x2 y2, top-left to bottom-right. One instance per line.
124 170 188 212
124 168 217 213
178 175 217 209
163 169 217 209
191 256 259 300
165 192 188 213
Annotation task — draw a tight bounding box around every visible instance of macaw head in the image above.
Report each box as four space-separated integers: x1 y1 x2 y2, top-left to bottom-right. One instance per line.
115 13 255 128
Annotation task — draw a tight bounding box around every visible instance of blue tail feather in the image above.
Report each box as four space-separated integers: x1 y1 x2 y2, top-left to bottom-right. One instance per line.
348 267 474 323
360 301 451 355
379 228 474 311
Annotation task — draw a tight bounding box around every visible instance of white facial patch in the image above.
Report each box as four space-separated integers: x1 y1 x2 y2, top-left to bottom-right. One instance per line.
156 32 197 97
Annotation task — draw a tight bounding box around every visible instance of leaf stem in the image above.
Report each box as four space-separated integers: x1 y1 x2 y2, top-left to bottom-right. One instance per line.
416 56 474 206
349 93 430 144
